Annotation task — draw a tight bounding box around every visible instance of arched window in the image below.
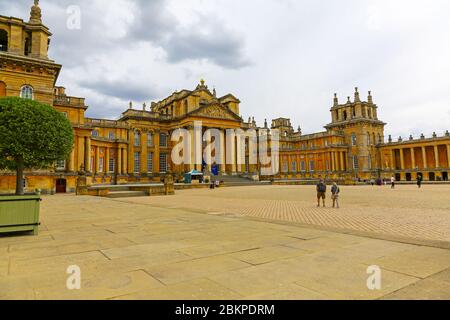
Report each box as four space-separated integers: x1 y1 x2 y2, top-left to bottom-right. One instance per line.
134 130 141 147
0 81 6 97
20 85 34 100
0 29 8 52
343 111 348 121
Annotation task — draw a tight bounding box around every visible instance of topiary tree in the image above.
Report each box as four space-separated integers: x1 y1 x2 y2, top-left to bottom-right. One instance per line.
0 97 74 195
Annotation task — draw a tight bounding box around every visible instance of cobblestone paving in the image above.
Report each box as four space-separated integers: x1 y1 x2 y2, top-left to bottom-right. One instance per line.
127 185 450 242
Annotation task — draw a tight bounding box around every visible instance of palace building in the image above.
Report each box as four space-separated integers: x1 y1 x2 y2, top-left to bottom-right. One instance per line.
0 1 449 194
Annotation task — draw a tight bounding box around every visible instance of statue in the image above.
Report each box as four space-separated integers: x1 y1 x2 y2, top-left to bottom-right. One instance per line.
29 0 42 24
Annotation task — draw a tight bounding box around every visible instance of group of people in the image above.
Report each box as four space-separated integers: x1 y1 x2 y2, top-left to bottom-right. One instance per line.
390 174 423 189
316 179 340 209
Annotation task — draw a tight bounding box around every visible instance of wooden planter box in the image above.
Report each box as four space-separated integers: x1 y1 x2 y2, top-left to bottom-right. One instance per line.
0 194 41 235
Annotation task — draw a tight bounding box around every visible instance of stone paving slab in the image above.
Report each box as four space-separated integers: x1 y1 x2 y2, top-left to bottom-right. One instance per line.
0 189 449 300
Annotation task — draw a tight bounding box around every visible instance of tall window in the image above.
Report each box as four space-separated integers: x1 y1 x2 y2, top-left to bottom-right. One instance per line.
282 161 288 173
351 133 357 146
109 158 115 173
353 156 359 170
368 154 372 170
99 157 104 173
309 161 315 172
109 132 115 140
147 152 153 173
160 153 168 173
20 85 33 100
134 131 140 147
147 133 154 147
134 152 140 173
160 133 168 147
300 161 306 172
92 130 99 138
0 29 7 52
291 161 297 172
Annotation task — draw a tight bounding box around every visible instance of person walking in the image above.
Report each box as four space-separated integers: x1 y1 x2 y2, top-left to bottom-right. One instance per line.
416 174 423 189
391 175 396 189
331 182 340 209
316 179 327 207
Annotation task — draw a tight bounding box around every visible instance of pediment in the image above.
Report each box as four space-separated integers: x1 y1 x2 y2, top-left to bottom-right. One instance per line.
188 103 242 121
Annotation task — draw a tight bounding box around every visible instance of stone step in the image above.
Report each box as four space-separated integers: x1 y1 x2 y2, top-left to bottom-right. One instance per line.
107 191 148 198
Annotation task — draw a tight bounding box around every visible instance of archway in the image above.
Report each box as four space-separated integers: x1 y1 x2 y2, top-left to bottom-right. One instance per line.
56 179 67 193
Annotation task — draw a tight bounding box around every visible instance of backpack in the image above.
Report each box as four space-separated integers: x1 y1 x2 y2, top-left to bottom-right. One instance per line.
318 183 326 193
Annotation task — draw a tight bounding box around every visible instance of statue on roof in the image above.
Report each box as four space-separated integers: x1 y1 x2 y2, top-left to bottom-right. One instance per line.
29 0 42 25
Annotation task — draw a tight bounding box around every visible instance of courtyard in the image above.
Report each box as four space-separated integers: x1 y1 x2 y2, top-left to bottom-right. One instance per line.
0 185 449 300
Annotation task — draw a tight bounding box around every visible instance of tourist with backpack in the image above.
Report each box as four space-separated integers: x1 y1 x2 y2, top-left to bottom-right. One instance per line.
331 182 340 209
316 179 327 207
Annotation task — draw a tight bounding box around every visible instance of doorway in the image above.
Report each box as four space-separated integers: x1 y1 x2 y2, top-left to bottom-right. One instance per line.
442 172 449 181
405 173 412 181
428 172 435 181
56 179 67 193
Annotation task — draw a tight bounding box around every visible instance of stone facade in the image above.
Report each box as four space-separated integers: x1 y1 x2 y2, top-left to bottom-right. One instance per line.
0 2 449 194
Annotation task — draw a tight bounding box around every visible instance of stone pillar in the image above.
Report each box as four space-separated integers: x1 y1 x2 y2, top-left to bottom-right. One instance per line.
154 131 160 174
422 146 428 169
400 148 405 170
77 136 85 172
105 147 110 173
128 131 135 174
123 148 128 175
410 148 416 170
331 152 335 172
220 130 226 173
69 147 76 172
117 148 122 175
390 149 395 170
95 147 100 173
340 152 344 172
85 137 92 172
141 131 148 175
434 145 440 168
447 145 450 168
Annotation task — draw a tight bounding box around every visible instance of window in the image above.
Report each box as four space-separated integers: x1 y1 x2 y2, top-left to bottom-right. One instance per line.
160 133 168 147
368 154 372 170
109 132 115 140
109 158 115 173
99 157 104 173
147 152 153 173
134 131 141 147
282 161 288 173
92 130 99 138
291 161 297 172
0 29 7 52
56 160 66 171
367 133 371 146
160 153 168 173
351 133 357 146
134 152 140 173
353 156 359 170
309 161 315 172
20 85 33 100
147 133 154 147
300 161 306 172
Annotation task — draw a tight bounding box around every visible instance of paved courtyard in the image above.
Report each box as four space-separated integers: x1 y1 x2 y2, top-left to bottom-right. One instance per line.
0 185 449 300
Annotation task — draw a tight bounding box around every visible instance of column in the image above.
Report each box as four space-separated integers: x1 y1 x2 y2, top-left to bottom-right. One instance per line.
399 148 405 170
390 149 395 170
141 131 148 174
410 148 416 170
340 152 344 172
220 130 226 173
334 152 339 172
69 147 76 172
434 145 440 168
447 145 450 168
422 146 428 169
128 131 135 174
117 148 122 175
105 147 110 174
123 148 128 175
85 137 91 172
154 130 160 173
95 146 100 173
77 136 85 172
331 152 335 172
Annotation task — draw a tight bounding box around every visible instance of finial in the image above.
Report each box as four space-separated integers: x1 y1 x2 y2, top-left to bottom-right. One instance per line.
298 125 302 134
200 79 205 86
398 136 403 142
29 0 42 25
388 135 392 143
143 102 147 111
409 135 413 141
213 88 217 97
264 119 268 129
129 101 133 109
420 133 425 139
432 132 437 138
333 93 338 106
347 96 351 104
368 91 373 104
354 87 361 102
445 130 449 137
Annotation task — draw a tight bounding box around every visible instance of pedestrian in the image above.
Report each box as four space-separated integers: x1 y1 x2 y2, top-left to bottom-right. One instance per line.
316 179 327 207
391 175 395 189
331 182 340 209
416 174 423 189
370 178 375 186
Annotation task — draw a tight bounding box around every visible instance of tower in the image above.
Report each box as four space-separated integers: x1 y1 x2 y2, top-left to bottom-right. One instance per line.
326 88 386 177
0 0 61 105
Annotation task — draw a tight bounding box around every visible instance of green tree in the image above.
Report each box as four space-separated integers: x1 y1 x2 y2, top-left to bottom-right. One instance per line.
0 97 74 195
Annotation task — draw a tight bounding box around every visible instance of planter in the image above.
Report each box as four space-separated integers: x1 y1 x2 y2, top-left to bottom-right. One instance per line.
0 194 41 235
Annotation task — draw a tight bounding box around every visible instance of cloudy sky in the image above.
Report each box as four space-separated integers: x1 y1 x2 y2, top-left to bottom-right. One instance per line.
2 0 450 139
